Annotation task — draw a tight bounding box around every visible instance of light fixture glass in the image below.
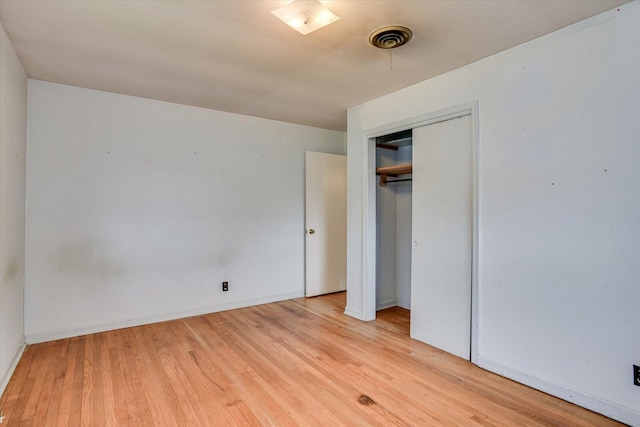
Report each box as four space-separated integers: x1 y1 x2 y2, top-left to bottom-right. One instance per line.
271 0 340 35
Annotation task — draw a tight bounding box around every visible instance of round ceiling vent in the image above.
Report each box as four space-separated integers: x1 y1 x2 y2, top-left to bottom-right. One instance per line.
369 26 413 49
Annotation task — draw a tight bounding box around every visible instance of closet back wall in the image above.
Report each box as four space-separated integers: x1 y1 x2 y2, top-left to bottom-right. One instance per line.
375 145 412 311
375 147 398 310
395 145 412 310
25 81 346 343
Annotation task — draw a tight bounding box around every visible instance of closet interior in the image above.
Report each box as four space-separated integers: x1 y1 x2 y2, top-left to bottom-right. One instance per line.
375 129 413 313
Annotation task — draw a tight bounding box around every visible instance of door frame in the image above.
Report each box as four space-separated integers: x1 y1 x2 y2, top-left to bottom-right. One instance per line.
361 101 480 363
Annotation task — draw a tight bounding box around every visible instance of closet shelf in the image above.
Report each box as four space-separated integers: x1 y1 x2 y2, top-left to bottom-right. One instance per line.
376 163 412 186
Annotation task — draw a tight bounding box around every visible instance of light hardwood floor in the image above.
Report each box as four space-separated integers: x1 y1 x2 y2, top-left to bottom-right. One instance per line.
0 292 622 426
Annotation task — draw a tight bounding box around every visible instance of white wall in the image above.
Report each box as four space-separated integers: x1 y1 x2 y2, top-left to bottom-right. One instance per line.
375 147 397 309
395 145 412 309
0 24 27 394
375 145 412 311
347 3 639 425
26 81 345 343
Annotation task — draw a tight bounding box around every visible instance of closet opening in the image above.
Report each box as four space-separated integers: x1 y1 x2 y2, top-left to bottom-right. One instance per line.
363 102 479 361
375 129 413 329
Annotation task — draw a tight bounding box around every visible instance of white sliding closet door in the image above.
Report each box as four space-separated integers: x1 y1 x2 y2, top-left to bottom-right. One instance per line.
410 115 472 359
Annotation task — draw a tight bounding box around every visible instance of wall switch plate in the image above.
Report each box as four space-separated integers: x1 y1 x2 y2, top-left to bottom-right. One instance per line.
634 365 640 386
222 281 229 292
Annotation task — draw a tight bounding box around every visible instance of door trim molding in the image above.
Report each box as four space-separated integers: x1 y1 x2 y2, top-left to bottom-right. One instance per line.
361 101 480 364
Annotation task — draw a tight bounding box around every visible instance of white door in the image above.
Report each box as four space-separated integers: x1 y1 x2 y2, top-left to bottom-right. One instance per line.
305 152 347 297
410 115 472 359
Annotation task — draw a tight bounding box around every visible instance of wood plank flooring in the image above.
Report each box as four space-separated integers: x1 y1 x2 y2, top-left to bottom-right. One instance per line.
0 292 622 426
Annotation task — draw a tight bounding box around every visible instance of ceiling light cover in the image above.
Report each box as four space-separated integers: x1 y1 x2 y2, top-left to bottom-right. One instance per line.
369 26 413 49
271 0 340 35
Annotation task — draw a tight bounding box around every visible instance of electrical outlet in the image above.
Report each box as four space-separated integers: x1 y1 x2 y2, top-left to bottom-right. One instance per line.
634 365 640 386
222 281 229 292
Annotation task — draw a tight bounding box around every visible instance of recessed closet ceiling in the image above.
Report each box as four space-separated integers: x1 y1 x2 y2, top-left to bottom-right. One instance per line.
0 0 629 131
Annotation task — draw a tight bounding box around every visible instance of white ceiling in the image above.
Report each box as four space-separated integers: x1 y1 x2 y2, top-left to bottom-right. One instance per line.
0 0 629 131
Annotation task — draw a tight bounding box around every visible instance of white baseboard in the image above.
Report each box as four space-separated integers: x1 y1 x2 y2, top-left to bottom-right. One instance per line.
344 306 366 320
376 299 397 311
396 298 410 310
376 298 410 311
477 355 640 427
0 339 26 397
25 291 304 344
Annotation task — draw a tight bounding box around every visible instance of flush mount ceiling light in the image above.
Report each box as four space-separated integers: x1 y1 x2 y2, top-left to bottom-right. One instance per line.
271 0 340 35
369 26 413 49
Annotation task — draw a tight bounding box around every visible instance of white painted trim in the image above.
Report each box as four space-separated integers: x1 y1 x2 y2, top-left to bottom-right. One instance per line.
376 299 397 311
477 356 640 426
0 340 26 396
362 101 480 363
362 135 377 321
343 307 365 320
469 101 480 365
365 105 475 139
25 291 303 344
396 298 410 310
